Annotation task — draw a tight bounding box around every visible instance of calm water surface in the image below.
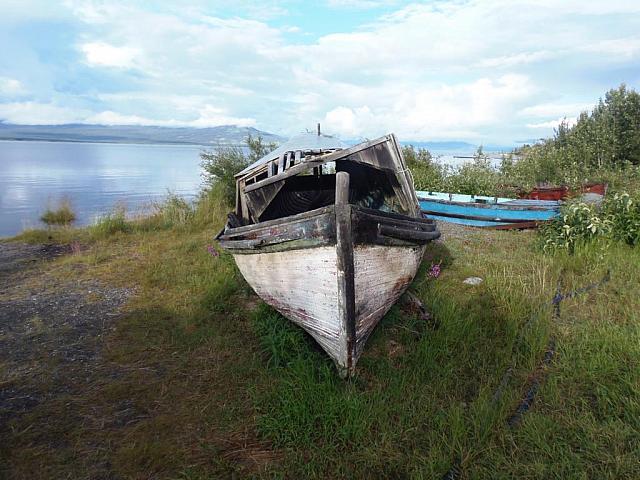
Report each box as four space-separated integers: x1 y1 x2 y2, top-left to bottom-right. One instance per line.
0 141 205 237
0 140 500 238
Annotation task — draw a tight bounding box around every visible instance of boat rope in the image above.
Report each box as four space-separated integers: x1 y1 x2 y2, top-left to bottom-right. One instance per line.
551 269 611 305
440 457 462 480
441 269 611 478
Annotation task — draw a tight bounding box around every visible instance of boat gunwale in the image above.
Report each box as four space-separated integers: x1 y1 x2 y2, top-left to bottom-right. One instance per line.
417 195 561 211
221 205 335 236
221 204 433 239
420 209 550 224
218 203 438 253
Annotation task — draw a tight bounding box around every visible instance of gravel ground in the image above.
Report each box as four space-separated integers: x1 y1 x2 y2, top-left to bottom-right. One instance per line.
434 219 473 241
0 242 133 429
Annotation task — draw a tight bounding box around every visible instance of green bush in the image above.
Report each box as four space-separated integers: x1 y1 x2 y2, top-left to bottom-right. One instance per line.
405 145 507 197
540 192 640 253
40 198 76 226
540 201 612 254
504 84 640 192
402 145 446 192
607 193 640 246
447 154 502 196
200 134 277 204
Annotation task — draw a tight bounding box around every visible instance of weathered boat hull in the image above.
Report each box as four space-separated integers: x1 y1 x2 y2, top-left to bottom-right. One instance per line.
233 242 424 371
520 182 607 200
219 134 440 375
220 201 438 374
416 191 560 229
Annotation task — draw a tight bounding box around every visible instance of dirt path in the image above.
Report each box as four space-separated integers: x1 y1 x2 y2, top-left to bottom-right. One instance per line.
0 242 133 478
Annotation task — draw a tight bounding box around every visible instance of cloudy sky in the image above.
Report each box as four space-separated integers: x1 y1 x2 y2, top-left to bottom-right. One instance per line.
1 0 639 144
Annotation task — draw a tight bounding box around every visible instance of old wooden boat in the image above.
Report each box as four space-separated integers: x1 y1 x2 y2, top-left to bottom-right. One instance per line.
519 182 607 200
416 191 561 229
217 132 440 375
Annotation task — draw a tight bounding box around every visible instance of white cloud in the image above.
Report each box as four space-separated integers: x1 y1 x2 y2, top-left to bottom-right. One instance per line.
581 37 640 60
527 117 578 129
81 42 139 68
190 105 256 127
3 0 640 142
326 0 398 8
320 75 536 139
0 102 87 124
475 51 556 69
0 77 26 95
85 111 158 125
82 107 255 127
520 103 592 118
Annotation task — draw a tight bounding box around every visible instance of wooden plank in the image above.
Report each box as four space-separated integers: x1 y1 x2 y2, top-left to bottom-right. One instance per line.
244 179 285 220
243 135 392 193
353 244 424 361
244 157 325 193
219 214 336 250
233 247 345 363
354 210 437 231
335 171 356 376
353 205 436 224
222 205 334 236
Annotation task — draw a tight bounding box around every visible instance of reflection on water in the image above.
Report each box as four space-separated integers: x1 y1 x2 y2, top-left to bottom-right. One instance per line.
0 141 205 237
0 140 502 238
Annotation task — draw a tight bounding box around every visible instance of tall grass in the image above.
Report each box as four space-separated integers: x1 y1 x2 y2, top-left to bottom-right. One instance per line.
85 186 230 241
6 182 639 478
90 205 132 238
40 197 76 226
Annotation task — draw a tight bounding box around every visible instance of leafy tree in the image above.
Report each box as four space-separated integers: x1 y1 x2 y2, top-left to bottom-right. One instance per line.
200 135 278 204
402 145 449 192
502 84 640 191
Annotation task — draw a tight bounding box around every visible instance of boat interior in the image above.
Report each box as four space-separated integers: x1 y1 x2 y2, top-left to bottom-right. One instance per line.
244 160 407 223
217 136 440 250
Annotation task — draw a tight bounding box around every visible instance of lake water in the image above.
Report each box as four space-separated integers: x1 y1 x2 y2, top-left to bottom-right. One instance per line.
0 141 205 237
0 140 501 238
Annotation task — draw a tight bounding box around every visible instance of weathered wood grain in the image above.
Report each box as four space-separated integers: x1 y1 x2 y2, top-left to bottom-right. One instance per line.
353 244 425 359
234 243 423 372
222 133 439 374
234 247 348 366
335 172 356 375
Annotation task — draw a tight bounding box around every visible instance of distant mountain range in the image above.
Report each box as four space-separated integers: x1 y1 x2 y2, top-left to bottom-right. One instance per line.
0 123 284 146
0 122 516 153
401 140 516 153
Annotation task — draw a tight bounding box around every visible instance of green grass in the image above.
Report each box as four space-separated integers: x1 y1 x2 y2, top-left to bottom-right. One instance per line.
40 197 76 226
245 236 639 478
2 204 639 478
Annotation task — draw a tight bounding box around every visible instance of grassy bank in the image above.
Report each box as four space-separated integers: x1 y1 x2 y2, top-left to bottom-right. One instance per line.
2 193 638 478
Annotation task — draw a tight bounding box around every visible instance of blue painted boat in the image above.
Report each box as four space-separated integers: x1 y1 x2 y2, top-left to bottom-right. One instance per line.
416 191 561 228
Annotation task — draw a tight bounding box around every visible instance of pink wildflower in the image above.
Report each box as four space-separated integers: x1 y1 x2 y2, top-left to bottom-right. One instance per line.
206 244 219 257
428 261 442 278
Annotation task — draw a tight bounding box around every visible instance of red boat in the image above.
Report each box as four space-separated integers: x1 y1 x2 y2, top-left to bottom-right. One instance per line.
520 182 607 201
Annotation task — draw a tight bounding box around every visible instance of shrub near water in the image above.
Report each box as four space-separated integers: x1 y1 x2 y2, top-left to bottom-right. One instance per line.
40 198 76 226
200 135 278 204
90 205 132 238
